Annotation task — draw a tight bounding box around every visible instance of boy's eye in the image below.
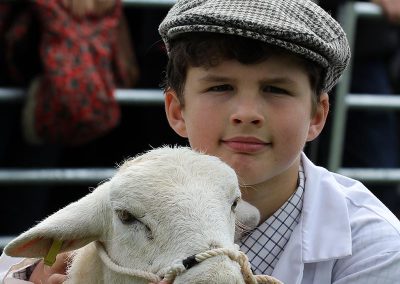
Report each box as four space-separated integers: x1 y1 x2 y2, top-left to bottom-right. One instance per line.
263 85 289 95
207 84 233 92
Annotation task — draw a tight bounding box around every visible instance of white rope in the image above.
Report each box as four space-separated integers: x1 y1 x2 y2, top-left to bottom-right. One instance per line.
95 241 282 284
162 248 283 284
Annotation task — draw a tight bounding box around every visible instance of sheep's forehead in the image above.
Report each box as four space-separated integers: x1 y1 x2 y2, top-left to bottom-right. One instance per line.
110 147 240 203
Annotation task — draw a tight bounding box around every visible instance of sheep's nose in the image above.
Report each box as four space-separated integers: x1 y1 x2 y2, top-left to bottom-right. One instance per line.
174 255 246 284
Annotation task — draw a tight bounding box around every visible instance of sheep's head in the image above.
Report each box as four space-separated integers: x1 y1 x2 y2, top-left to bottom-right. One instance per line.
5 146 265 283
105 146 243 279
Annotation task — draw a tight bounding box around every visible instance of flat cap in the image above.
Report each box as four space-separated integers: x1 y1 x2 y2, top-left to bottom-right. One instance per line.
159 0 351 92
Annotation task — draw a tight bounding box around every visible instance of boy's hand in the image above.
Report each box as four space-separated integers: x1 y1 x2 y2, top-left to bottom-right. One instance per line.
29 253 69 284
62 0 116 17
372 0 400 24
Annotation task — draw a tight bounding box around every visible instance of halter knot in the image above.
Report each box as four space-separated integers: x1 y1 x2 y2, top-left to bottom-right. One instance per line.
95 241 282 284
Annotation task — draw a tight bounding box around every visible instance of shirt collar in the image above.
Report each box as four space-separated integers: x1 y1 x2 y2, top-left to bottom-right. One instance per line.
239 161 305 274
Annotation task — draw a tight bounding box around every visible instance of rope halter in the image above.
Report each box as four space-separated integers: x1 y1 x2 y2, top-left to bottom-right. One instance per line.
95 241 282 284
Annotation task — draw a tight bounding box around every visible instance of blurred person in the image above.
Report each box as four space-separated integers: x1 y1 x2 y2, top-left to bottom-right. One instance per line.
0 0 139 241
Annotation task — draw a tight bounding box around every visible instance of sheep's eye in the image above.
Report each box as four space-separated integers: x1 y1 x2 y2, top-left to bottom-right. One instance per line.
231 198 240 212
116 209 138 225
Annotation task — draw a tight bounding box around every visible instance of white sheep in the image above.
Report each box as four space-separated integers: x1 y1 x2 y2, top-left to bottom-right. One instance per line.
5 146 281 284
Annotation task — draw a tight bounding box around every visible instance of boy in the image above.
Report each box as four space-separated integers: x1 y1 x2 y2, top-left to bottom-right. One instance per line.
2 0 400 283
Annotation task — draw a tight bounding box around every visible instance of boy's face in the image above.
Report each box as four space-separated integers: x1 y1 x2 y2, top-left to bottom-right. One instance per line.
165 54 329 188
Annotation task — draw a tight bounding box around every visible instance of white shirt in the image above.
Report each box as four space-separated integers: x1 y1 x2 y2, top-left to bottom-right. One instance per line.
0 255 33 283
240 163 305 275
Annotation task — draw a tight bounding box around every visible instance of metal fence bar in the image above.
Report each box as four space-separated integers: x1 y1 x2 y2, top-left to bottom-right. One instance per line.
338 168 400 183
0 88 164 105
0 168 116 185
2 167 400 185
326 2 400 184
3 167 400 185
328 2 384 171
346 94 400 109
116 89 164 105
3 0 176 7
123 0 175 7
0 236 14 250
328 2 358 171
0 88 24 102
352 1 382 17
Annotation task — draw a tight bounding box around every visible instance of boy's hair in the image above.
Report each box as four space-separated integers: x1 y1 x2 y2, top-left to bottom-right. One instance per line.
159 0 351 94
164 32 323 110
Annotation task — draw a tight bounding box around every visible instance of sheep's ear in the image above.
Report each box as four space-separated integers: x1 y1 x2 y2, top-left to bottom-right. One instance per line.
4 182 110 258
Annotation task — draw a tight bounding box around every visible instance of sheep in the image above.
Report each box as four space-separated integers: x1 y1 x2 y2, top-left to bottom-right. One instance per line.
5 146 282 284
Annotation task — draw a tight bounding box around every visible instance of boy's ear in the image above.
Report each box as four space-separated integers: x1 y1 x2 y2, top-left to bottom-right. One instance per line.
164 88 188 138
307 92 330 142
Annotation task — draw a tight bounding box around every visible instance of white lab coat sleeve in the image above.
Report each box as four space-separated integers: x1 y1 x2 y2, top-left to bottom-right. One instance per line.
332 204 400 284
333 251 400 284
0 254 22 282
0 253 35 284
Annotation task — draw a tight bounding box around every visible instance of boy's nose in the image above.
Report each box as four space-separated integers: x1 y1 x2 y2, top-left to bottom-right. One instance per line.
232 116 263 126
230 104 264 126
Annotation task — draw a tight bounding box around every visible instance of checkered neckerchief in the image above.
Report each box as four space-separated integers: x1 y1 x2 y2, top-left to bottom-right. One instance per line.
239 163 305 275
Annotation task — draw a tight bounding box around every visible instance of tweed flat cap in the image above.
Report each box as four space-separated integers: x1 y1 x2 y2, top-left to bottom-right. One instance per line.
159 0 351 92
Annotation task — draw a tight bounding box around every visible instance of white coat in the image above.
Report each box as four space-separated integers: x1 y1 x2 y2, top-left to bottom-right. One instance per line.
271 154 400 284
1 154 400 283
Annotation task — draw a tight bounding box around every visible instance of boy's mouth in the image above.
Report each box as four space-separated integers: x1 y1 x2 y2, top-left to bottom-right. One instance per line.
221 137 269 153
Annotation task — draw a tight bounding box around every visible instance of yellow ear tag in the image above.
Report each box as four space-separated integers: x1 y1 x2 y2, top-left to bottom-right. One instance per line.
44 239 63 266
